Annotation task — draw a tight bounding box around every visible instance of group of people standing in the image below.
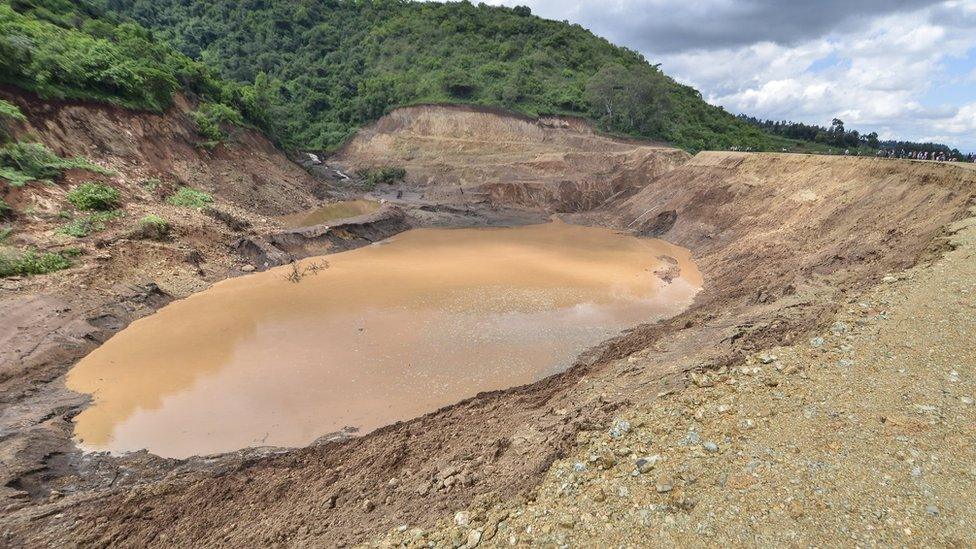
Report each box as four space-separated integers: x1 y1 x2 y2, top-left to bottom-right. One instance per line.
876 149 974 163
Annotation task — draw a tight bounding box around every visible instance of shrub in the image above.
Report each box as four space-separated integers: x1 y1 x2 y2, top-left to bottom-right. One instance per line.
356 166 406 189
66 183 121 211
0 197 11 218
132 214 170 240
57 211 121 238
0 227 11 242
0 142 112 186
0 99 24 142
190 103 245 143
166 187 213 208
0 247 76 278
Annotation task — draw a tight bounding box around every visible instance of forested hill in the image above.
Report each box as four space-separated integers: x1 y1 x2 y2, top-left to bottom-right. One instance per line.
97 0 811 153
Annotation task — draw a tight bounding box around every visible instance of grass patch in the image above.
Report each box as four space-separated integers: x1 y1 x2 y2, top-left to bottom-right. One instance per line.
57 211 122 238
167 187 213 208
131 214 171 240
0 247 78 278
0 142 112 187
356 166 406 190
66 182 121 211
0 227 12 242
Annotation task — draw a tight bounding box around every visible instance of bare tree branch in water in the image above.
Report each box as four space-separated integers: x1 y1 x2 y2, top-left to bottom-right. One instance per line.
285 259 330 283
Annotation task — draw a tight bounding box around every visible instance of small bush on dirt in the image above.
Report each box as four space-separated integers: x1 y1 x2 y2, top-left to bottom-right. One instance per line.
0 100 25 143
66 183 121 211
57 211 121 238
0 247 77 278
0 142 112 187
0 197 12 218
140 178 163 192
167 187 213 208
0 227 12 242
131 214 171 240
190 103 244 143
355 166 406 190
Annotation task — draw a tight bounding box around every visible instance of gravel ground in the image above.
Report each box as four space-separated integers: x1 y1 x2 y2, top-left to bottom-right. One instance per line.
373 209 976 547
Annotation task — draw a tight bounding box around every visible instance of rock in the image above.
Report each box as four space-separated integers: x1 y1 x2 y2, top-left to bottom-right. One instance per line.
572 462 587 473
596 452 617 470
439 465 458 479
837 359 854 368
324 495 336 509
655 475 674 493
635 455 660 474
961 396 975 406
454 511 470 527
609 419 631 439
466 529 482 547
592 489 606 502
759 353 777 364
240 264 256 272
703 441 719 453
557 515 576 528
882 275 897 283
362 499 374 512
925 505 939 516
690 372 714 387
810 337 825 348
830 322 850 335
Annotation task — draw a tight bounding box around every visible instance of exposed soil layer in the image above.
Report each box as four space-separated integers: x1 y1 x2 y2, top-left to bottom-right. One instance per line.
2 102 975 547
334 104 690 211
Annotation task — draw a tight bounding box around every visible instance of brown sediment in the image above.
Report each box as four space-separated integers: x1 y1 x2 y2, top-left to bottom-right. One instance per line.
276 199 382 229
2 100 976 548
67 220 700 458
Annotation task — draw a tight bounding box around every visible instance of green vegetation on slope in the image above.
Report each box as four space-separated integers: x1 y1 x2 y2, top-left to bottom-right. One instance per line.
0 142 111 187
99 0 808 152
0 0 220 111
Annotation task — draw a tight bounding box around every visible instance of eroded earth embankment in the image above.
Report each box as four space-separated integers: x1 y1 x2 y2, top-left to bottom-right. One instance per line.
2 102 975 547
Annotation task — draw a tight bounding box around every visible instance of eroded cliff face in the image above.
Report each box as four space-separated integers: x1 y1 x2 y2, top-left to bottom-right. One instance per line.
334 104 690 211
2 89 322 216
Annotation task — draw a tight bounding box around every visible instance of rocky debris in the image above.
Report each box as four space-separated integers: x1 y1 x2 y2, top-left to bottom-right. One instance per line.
379 213 976 547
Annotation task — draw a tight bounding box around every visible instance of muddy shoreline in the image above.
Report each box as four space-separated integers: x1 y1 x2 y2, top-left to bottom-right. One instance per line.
0 200 557 506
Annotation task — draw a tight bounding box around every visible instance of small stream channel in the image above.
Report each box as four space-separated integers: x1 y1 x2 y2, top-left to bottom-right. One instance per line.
67 218 702 458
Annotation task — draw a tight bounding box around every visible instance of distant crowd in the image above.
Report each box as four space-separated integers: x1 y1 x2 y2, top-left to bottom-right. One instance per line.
874 149 976 163
726 145 975 163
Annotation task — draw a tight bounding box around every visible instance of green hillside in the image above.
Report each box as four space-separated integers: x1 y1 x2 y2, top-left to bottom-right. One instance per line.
0 0 231 111
98 0 810 153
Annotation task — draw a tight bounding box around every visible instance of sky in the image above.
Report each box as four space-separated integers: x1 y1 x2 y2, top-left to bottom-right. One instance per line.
484 0 976 152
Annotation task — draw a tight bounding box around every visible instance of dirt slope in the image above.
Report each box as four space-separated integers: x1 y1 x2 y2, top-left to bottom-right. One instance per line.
2 104 975 548
335 104 690 211
0 89 327 507
385 207 976 548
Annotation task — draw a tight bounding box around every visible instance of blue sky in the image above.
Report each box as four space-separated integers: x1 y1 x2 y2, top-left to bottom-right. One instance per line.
486 1 976 152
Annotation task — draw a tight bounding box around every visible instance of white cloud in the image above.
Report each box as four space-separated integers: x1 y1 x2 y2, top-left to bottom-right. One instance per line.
486 0 976 151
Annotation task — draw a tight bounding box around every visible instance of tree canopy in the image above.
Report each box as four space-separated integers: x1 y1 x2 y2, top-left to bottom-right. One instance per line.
98 0 814 152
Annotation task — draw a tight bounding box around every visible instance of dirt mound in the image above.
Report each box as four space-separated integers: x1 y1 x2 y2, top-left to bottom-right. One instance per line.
335 104 689 211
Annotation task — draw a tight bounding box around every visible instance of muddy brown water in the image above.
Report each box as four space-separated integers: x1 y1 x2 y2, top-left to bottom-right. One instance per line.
67 220 702 458
277 199 381 228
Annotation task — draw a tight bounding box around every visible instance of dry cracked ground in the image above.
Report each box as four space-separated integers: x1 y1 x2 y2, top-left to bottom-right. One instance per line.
375 212 976 547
